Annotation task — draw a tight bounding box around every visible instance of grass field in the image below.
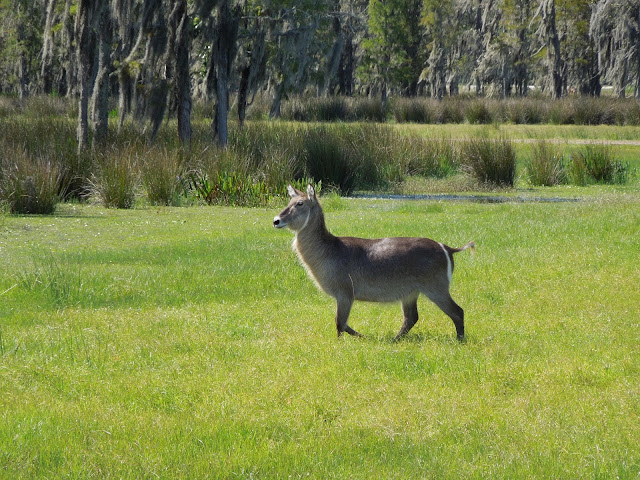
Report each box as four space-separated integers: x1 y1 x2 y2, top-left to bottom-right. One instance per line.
1 187 639 478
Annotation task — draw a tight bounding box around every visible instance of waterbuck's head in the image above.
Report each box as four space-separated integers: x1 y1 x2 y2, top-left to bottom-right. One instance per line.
273 185 319 232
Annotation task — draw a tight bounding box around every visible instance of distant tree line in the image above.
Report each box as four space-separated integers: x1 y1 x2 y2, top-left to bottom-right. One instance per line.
1 0 639 149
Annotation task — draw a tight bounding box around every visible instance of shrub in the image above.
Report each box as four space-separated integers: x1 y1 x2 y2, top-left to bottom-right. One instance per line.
461 137 516 186
187 146 273 206
620 100 640 126
525 141 566 186
548 99 575 125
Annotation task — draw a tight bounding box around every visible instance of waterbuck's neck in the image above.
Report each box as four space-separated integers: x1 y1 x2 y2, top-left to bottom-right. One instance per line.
294 205 336 266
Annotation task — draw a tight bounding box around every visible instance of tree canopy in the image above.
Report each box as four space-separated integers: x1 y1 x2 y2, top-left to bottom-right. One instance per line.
0 0 638 147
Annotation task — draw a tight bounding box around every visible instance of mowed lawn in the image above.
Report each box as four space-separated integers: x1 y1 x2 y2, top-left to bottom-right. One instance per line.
1 191 639 478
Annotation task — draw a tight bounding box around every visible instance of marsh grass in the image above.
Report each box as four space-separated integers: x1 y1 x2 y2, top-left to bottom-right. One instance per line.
1 99 639 212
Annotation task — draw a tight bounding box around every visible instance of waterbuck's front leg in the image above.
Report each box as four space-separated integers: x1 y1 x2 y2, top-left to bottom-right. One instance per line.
335 295 362 337
394 294 420 341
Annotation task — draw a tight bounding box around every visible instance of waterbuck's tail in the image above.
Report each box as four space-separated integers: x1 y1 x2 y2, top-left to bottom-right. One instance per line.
452 241 475 255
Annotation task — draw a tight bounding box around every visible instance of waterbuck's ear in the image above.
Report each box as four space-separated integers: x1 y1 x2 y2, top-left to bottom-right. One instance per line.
307 184 316 201
287 185 298 198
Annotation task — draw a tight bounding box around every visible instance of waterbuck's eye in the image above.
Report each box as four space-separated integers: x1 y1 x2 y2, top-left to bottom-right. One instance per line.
296 201 304 206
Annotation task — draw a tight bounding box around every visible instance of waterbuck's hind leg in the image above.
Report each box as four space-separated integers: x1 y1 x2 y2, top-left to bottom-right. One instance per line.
335 296 362 337
394 295 420 341
423 290 465 340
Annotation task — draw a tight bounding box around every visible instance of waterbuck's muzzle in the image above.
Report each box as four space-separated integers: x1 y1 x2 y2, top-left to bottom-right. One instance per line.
273 216 284 228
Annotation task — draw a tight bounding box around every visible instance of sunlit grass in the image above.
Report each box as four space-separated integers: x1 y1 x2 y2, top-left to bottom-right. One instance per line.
1 192 639 478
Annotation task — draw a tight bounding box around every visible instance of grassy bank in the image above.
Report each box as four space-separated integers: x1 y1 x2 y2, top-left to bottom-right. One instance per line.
1 192 639 478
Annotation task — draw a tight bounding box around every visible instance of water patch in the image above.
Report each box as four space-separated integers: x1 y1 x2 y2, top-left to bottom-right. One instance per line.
351 193 580 203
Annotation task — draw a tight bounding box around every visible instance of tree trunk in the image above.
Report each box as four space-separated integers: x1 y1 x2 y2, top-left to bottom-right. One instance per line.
322 11 343 96
40 0 57 94
16 5 29 100
338 35 354 96
210 0 239 147
542 0 563 99
91 2 112 147
76 0 96 153
173 0 192 144
269 83 285 120
237 20 267 128
59 0 74 96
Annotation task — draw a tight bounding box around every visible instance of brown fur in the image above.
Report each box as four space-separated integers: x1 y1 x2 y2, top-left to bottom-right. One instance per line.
273 185 474 340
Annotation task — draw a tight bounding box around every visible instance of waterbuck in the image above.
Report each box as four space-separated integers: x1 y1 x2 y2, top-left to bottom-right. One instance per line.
273 185 475 340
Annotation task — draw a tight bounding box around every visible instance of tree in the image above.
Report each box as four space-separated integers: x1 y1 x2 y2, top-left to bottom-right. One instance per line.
266 4 322 118
168 0 193 144
75 0 97 153
236 9 268 127
591 0 640 98
210 0 240 145
535 0 565 98
557 0 600 96
91 1 112 146
359 0 423 100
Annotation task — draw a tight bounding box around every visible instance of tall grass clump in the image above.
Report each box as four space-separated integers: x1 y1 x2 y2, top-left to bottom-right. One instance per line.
525 140 566 186
349 124 408 188
17 251 84 307
228 122 307 192
571 96 616 125
351 97 388 122
303 127 355 193
506 97 547 124
88 146 138 208
392 98 435 123
568 145 630 185
0 148 66 214
311 96 349 121
187 146 272 206
436 97 466 123
407 136 458 178
140 147 186 206
465 99 494 124
461 136 516 186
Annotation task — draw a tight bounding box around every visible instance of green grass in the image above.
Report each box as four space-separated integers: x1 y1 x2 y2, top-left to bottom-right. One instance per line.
1 191 639 478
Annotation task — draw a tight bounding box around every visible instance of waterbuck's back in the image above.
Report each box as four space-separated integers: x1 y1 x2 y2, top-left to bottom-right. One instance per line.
330 235 451 303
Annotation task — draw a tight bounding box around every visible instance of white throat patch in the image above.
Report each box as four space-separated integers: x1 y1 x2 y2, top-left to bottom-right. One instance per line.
299 210 311 232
